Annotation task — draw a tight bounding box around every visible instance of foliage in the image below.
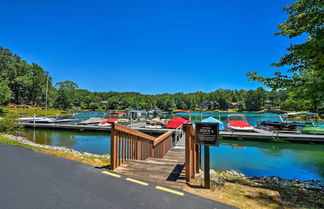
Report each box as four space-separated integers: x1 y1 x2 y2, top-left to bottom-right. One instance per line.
0 80 12 105
0 113 21 134
54 81 78 110
0 46 310 112
89 102 99 110
247 0 324 113
0 47 53 105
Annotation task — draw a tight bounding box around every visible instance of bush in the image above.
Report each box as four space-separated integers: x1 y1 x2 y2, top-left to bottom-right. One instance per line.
89 102 99 111
0 113 21 134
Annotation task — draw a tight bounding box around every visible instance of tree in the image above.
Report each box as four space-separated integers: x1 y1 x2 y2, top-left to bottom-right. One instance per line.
54 81 78 109
248 0 324 112
0 80 12 105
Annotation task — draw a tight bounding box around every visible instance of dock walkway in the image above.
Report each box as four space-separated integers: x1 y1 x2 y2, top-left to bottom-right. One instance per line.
114 148 186 189
19 123 324 142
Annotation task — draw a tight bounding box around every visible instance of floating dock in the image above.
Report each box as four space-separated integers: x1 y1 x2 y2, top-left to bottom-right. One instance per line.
19 123 171 134
19 123 324 142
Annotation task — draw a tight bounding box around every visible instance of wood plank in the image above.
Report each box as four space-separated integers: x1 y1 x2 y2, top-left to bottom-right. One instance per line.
153 131 173 146
111 123 156 141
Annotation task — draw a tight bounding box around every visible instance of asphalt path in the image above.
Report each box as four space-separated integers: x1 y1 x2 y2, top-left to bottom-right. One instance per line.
0 142 235 209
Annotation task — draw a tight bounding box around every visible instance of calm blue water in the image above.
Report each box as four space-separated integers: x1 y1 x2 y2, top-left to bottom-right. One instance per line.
17 112 324 182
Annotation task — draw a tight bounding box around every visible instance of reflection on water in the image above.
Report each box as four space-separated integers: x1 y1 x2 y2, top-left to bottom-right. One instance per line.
17 129 110 155
17 127 324 182
205 140 324 181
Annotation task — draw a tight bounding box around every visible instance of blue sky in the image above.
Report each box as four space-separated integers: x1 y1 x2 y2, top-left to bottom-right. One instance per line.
0 0 301 94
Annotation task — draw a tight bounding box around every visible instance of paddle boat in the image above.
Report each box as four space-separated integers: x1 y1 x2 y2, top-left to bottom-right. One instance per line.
227 114 253 131
201 117 225 130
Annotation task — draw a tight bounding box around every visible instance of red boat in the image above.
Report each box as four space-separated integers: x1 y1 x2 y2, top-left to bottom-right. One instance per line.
227 114 253 131
99 118 119 127
165 116 190 128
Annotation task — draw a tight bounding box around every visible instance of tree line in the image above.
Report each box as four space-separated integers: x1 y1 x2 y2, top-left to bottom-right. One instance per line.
0 46 307 112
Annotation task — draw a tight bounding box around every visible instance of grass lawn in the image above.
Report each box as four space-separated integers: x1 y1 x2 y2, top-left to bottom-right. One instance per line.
3 108 69 117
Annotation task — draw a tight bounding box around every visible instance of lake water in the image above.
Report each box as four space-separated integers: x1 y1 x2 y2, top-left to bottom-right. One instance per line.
17 116 324 182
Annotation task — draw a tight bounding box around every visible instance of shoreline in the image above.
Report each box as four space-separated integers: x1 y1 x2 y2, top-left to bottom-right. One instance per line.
1 133 323 208
3 134 323 188
0 134 110 167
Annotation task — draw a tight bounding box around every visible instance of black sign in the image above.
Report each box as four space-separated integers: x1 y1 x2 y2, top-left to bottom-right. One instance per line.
195 122 219 146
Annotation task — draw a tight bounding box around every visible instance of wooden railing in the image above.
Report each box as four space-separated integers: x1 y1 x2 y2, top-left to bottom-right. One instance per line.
183 124 201 183
110 122 173 170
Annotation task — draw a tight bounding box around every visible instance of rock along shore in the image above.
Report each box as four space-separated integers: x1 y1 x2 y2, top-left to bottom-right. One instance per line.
2 134 110 159
197 169 324 192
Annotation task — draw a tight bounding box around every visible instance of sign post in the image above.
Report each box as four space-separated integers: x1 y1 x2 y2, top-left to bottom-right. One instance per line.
204 145 210 189
195 122 219 189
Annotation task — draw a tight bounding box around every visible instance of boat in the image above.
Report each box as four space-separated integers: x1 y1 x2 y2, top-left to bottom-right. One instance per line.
98 118 119 127
302 125 324 134
281 112 320 131
144 125 163 129
79 117 106 125
19 115 57 123
257 113 297 131
54 118 81 124
227 114 253 131
165 116 190 128
19 115 42 123
258 120 297 130
201 117 225 130
28 117 56 123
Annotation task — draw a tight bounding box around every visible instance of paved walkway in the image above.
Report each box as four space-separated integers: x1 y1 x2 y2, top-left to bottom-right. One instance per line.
0 142 235 209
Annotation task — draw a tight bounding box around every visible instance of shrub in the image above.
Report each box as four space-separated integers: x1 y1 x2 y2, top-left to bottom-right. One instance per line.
0 113 21 134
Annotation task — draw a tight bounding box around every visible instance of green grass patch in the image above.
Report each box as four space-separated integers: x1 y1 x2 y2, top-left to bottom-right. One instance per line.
3 108 69 117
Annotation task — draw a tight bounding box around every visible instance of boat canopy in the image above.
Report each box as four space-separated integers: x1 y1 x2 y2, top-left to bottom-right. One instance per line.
227 114 248 121
173 110 190 114
165 116 190 128
201 117 225 130
109 112 126 115
286 112 319 116
128 110 147 114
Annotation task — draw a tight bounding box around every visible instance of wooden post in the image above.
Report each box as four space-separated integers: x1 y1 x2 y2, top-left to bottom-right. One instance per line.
196 145 201 173
110 123 118 170
136 137 141 160
204 145 210 189
184 124 192 183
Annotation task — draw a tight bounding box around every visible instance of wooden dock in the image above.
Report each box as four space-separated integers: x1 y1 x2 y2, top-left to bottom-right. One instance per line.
19 122 172 134
221 128 324 142
114 148 186 189
19 123 324 142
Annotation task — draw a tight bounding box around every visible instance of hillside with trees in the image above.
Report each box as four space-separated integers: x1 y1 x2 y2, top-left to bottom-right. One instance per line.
0 46 320 113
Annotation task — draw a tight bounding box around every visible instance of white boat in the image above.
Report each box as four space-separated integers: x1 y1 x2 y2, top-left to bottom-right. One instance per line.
79 117 106 125
54 118 81 124
227 114 254 131
19 116 56 123
30 117 57 123
19 116 42 122
144 125 162 129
